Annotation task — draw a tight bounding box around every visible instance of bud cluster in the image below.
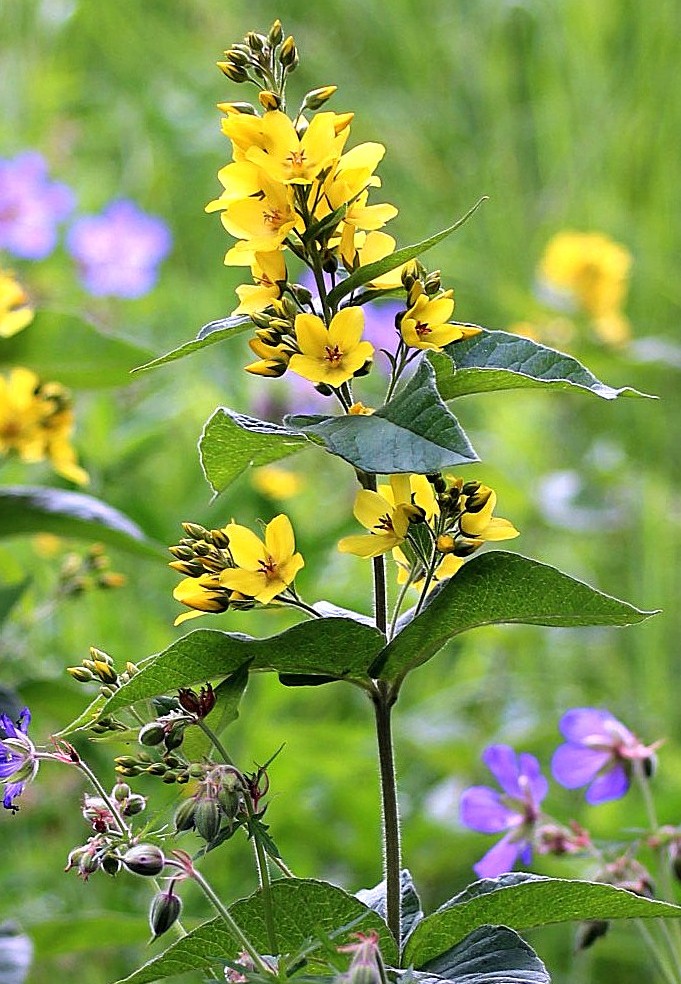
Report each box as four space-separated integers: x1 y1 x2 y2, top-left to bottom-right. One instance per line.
432 477 509 559
58 544 126 597
217 20 297 102
67 646 139 700
173 765 246 846
168 522 255 615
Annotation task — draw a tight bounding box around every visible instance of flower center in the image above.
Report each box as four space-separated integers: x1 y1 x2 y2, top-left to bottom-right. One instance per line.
285 150 307 175
373 513 394 534
258 555 279 580
324 344 344 364
415 322 431 337
263 208 283 228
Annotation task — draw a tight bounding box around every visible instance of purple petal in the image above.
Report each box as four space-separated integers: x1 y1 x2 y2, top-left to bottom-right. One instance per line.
481 744 523 797
585 763 631 804
460 785 517 834
558 708 624 743
473 833 525 879
517 752 549 804
3 780 24 810
552 743 611 788
17 708 31 734
0 714 18 739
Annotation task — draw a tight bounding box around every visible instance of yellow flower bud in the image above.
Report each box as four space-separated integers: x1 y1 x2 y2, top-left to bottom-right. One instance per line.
258 90 282 112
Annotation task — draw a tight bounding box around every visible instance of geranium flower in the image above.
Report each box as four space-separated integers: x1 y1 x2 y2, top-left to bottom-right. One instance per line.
219 514 304 604
338 475 416 559
0 152 74 259
0 707 38 812
0 269 34 338
66 200 171 298
460 744 548 878
288 308 373 388
551 708 658 804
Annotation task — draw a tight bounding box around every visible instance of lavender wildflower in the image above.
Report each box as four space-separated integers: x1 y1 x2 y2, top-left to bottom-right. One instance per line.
0 152 74 259
0 708 38 812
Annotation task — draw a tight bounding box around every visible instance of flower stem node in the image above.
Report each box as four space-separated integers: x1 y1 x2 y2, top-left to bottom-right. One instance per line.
122 844 166 877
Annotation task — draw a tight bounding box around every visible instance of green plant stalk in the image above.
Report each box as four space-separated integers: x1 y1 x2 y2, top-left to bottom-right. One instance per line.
372 682 401 944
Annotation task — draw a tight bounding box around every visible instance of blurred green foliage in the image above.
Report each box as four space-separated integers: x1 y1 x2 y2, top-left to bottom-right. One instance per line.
0 1 679 982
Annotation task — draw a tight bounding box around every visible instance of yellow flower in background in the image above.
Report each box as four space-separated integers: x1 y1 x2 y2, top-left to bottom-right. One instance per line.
0 367 88 485
338 475 415 559
288 308 374 387
400 284 481 351
252 466 303 500
538 231 632 344
393 545 464 592
378 472 438 524
219 513 304 604
234 251 287 314
0 270 34 338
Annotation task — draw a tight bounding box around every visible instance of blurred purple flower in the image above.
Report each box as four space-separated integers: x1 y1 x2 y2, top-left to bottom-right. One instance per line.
552 707 658 805
460 744 548 878
0 151 75 259
67 200 172 298
0 707 38 812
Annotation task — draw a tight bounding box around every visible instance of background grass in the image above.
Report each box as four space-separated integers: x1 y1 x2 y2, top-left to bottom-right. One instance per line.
0 1 680 982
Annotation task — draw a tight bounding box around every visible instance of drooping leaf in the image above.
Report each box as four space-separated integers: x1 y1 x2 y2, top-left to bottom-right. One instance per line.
436 329 653 400
407 925 549 984
132 314 252 373
113 878 399 984
356 869 424 949
326 198 487 308
0 311 153 388
199 409 309 496
101 618 384 716
371 551 657 682
287 358 478 474
0 487 166 560
0 580 29 628
403 874 681 968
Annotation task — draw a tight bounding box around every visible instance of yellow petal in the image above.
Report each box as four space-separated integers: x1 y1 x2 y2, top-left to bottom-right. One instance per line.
328 307 365 350
224 523 266 570
338 533 397 558
264 513 296 564
353 489 392 530
295 313 329 356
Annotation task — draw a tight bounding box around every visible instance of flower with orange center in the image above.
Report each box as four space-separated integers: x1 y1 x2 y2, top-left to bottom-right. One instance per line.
219 514 304 604
338 475 415 559
400 284 481 351
240 110 352 185
288 308 373 388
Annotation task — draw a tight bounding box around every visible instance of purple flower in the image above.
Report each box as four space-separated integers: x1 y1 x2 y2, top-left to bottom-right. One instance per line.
0 152 75 259
460 744 548 878
66 200 172 298
0 707 38 812
552 707 657 805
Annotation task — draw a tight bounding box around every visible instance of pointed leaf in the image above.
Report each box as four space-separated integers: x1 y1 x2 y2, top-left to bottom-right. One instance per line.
200 408 309 496
287 358 478 475
409 925 549 984
436 329 653 400
326 198 487 308
0 311 153 388
101 618 384 716
372 551 657 681
0 487 166 560
132 315 252 373
404 874 681 968
357 869 424 948
113 878 399 984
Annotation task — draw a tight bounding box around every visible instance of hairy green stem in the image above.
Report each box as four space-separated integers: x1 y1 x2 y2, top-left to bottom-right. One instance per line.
373 684 401 944
244 792 278 955
196 719 237 768
191 866 273 974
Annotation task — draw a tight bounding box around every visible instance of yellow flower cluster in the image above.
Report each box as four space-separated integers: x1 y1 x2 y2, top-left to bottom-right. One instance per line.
338 473 518 592
0 269 34 339
538 231 633 346
169 515 303 624
0 367 88 485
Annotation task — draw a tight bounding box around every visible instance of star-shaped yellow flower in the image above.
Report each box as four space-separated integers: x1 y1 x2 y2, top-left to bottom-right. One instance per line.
219 514 304 604
242 110 351 186
338 475 414 559
288 308 373 388
400 284 481 351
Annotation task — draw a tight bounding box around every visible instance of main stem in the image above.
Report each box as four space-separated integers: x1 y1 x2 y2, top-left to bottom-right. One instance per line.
373 683 401 945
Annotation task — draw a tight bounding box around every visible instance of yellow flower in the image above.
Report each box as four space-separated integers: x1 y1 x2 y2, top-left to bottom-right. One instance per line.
379 472 438 523
400 284 481 351
288 308 373 387
244 335 292 377
234 251 287 315
252 466 303 500
240 110 351 185
0 270 34 338
0 368 88 485
455 483 519 546
173 573 237 626
342 231 406 290
338 475 414 559
219 513 304 604
538 231 632 331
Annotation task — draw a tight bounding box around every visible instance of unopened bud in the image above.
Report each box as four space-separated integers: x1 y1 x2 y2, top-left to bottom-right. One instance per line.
182 522 208 541
90 646 114 664
174 797 197 832
302 85 337 111
138 722 165 747
268 19 283 46
149 889 183 939
279 36 298 70
122 794 147 817
67 666 94 683
217 61 249 83
113 782 131 802
575 919 609 951
246 31 265 52
122 844 166 877
94 660 118 684
195 799 221 842
164 721 186 752
216 101 257 116
102 853 122 876
258 90 282 112
436 534 457 554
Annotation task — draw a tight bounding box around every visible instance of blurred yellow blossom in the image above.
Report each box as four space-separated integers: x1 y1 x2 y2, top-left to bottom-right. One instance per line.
0 269 34 338
252 466 303 500
0 367 88 484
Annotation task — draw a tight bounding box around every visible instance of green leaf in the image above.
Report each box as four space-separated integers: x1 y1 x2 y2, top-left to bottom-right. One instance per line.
357 869 424 949
436 329 654 400
101 618 384 716
403 874 681 968
287 358 478 474
0 487 166 560
113 878 399 984
372 551 657 682
132 314 252 373
199 409 309 496
0 311 153 388
0 579 29 627
326 198 487 308
55 693 107 738
408 925 549 984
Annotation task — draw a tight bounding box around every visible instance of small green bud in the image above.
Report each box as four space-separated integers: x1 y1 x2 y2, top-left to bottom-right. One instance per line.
122 794 147 817
268 19 283 46
67 665 94 683
195 799 221 842
146 762 168 776
101 853 122 877
302 85 337 111
139 722 165 747
149 890 183 939
113 782 131 802
174 797 197 833
279 36 298 69
122 844 166 877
